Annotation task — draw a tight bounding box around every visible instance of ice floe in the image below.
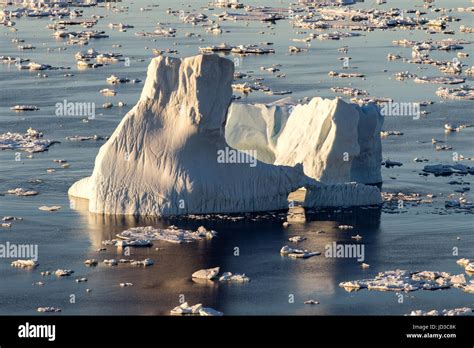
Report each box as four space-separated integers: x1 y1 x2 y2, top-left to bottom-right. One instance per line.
340 269 474 293
54 269 74 277
408 307 473 316
115 225 217 244
37 307 61 313
0 128 58 153
192 267 220 280
170 302 223 316
11 260 38 268
218 272 250 282
280 245 320 259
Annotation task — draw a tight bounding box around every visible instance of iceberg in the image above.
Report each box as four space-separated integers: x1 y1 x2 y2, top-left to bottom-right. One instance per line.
226 97 384 184
69 54 382 216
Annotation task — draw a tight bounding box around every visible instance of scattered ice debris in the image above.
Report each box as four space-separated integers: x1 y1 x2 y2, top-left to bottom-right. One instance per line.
331 87 368 97
231 44 275 55
219 272 250 283
170 302 223 316
280 245 320 259
409 308 473 316
6 188 38 196
38 206 61 212
37 307 61 313
33 281 44 286
351 235 363 241
120 282 133 287
436 85 474 100
199 43 233 53
414 76 465 85
198 307 224 316
444 123 470 132
41 271 51 277
116 225 217 244
282 221 290 228
106 74 141 85
338 225 353 230
103 259 118 266
0 128 58 153
192 267 220 280
130 258 154 267
11 260 38 268
340 269 473 293
457 258 471 267
328 71 365 78
66 135 107 142
1 223 11 228
10 105 39 111
55 269 74 277
304 300 319 305
361 263 370 269
99 88 116 96
289 236 306 243
394 71 417 81
75 277 87 283
84 259 98 267
381 130 403 137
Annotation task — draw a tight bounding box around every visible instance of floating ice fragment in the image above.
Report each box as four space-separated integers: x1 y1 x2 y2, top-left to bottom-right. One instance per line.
289 236 306 242
11 260 38 268
192 267 220 280
116 226 217 244
7 188 38 196
37 307 61 313
54 269 74 277
280 245 320 259
219 272 250 282
103 259 118 266
38 206 61 212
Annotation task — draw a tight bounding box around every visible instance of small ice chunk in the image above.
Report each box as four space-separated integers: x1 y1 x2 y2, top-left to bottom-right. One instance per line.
288 236 306 242
199 307 224 316
103 259 118 266
84 259 98 266
11 259 38 268
192 267 220 280
37 307 61 313
280 245 320 259
130 258 154 267
219 272 250 282
55 269 74 277
38 206 61 212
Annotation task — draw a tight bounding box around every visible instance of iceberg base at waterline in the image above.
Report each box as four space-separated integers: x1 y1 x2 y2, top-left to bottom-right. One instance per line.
68 54 382 216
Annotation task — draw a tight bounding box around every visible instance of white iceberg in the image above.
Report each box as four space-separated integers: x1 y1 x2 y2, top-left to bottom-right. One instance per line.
226 97 383 185
69 54 382 216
